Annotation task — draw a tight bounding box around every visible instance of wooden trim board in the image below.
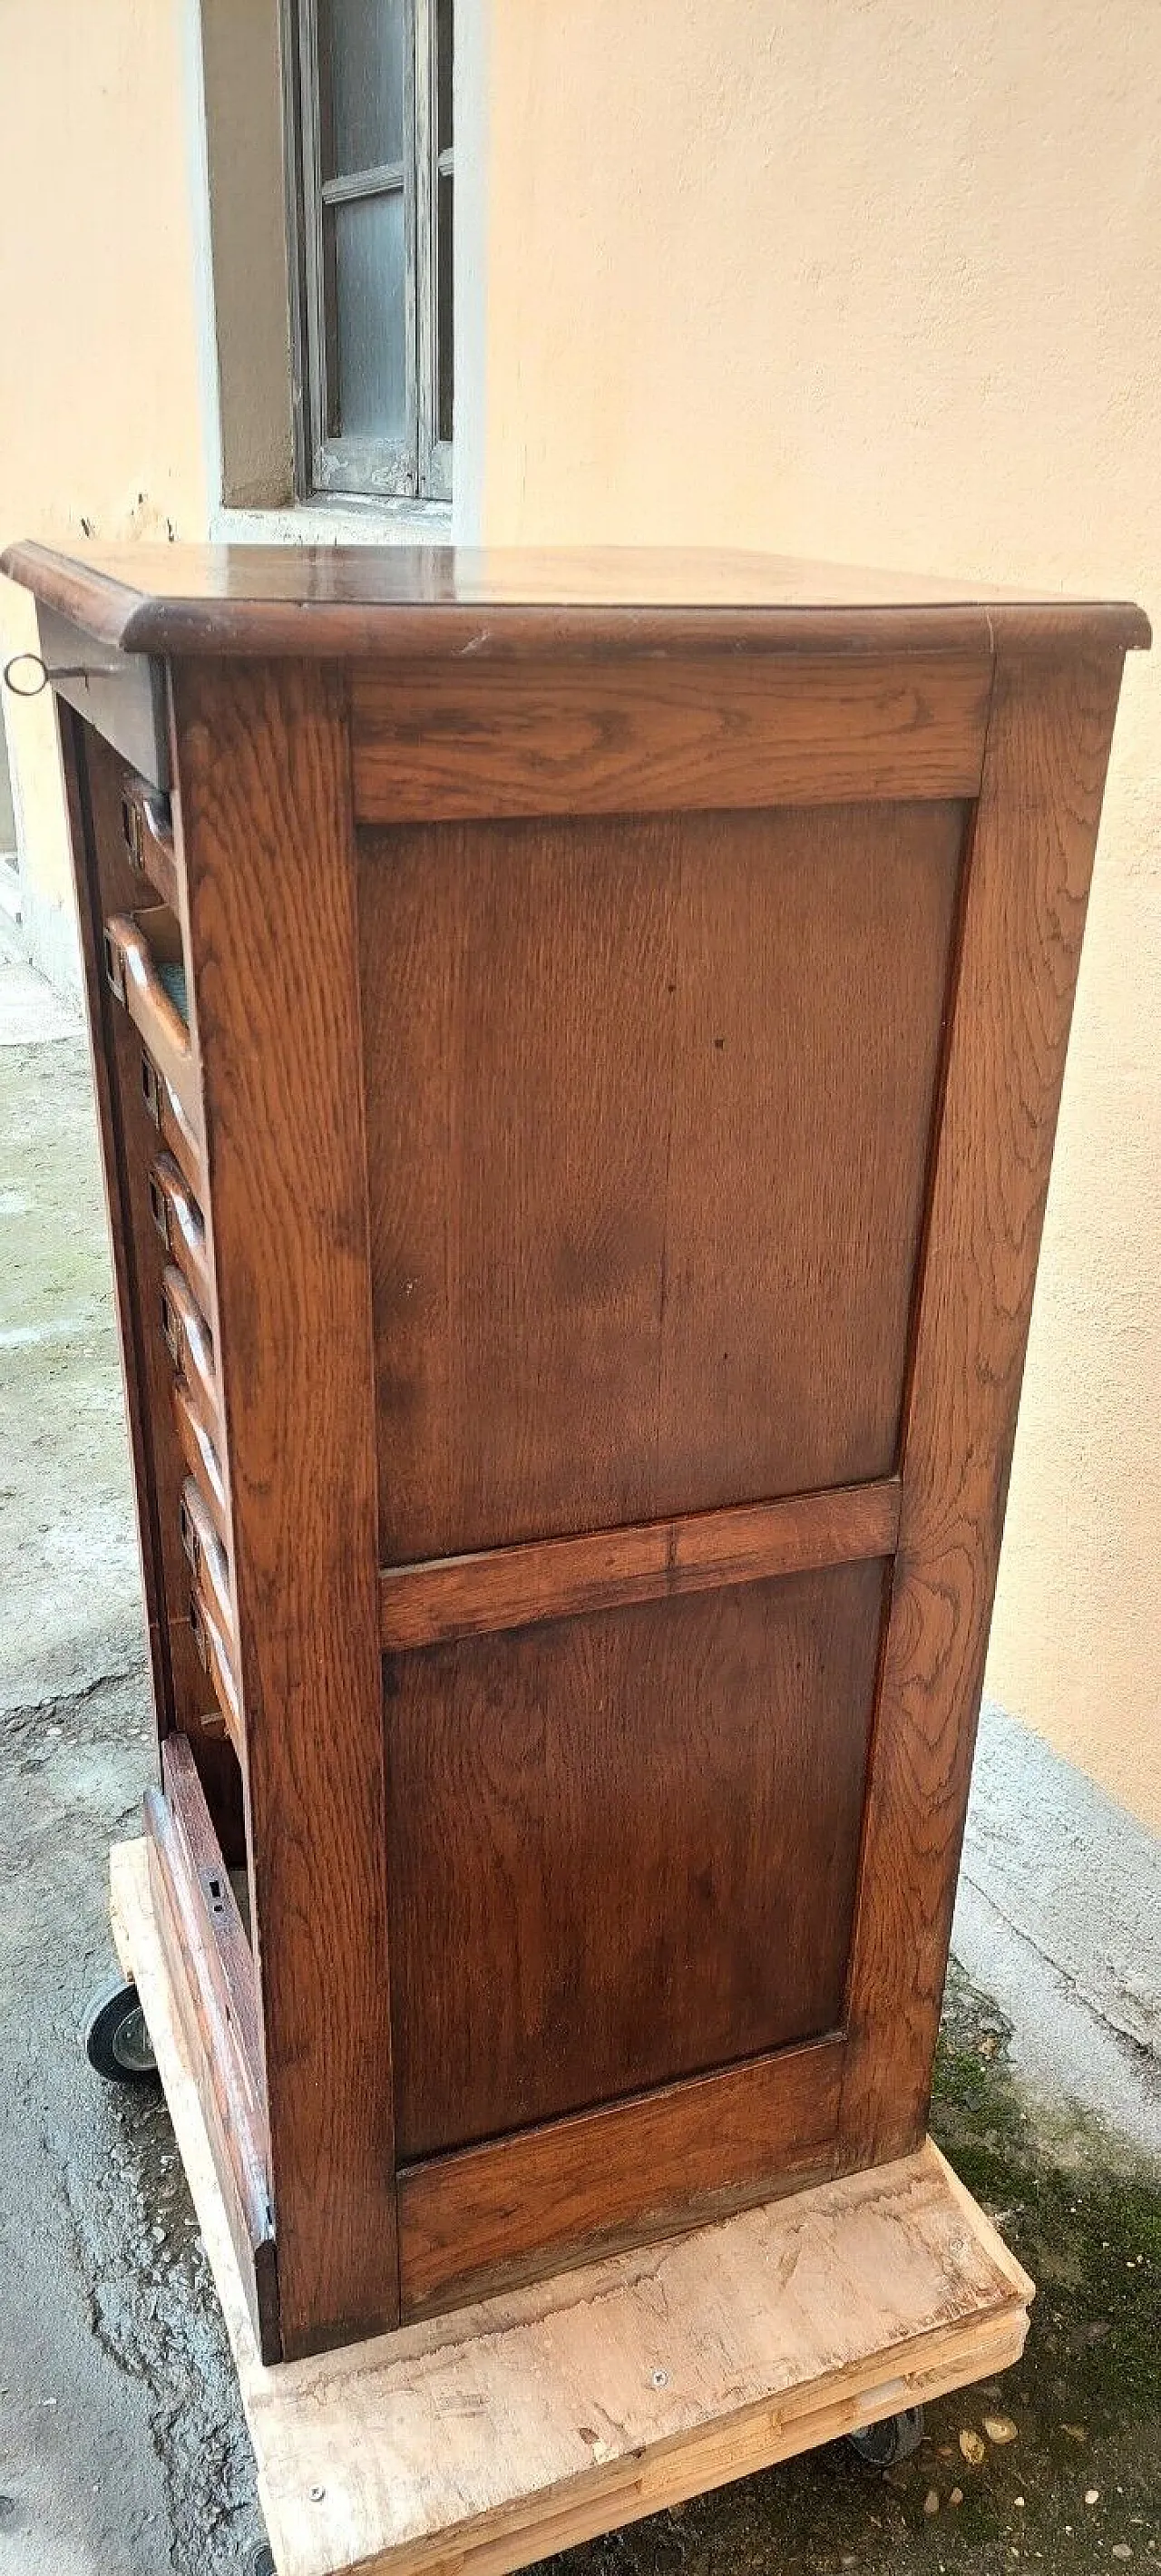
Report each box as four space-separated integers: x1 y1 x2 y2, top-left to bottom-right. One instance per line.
396 2031 846 2318
171 657 397 2356
111 1835 1032 2576
379 1478 901 1649
350 652 990 822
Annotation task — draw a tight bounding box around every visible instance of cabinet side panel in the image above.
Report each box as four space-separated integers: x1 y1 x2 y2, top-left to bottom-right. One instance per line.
171 658 397 2356
838 647 1130 2166
388 1563 887 2156
359 796 966 1559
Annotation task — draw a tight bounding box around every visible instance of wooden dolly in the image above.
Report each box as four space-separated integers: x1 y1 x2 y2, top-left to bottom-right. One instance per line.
111 1836 1033 2576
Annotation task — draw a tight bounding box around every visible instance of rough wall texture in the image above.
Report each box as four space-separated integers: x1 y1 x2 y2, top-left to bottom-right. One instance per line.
468 0 1161 1832
0 0 210 923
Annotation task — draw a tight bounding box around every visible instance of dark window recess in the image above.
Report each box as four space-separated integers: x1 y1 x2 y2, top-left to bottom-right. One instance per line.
288 0 453 501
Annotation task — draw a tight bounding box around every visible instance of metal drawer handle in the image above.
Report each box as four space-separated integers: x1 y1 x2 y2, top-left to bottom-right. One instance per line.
4 651 123 698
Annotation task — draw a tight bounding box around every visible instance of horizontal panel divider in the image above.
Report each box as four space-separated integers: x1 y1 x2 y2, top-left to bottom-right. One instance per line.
352 651 990 825
379 1476 901 1650
396 2032 845 2319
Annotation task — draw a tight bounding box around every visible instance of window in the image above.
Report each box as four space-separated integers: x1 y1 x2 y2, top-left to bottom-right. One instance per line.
288 0 453 502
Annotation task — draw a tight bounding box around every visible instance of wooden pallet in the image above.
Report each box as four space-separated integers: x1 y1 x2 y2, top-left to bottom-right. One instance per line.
111 1837 1033 2576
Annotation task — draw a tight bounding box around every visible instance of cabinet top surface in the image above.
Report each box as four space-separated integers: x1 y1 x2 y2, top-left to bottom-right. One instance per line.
2 539 1149 660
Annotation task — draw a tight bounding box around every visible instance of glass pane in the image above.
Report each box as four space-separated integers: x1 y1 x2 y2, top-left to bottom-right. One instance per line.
319 0 405 179
437 168 454 444
436 0 453 153
328 190 407 440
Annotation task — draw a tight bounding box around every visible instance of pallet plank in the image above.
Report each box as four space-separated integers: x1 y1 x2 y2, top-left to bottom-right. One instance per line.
110 1837 1032 2576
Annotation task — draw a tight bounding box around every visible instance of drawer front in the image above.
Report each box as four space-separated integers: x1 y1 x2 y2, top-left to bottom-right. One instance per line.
188 1564 242 1752
180 1475 235 1644
104 903 200 1139
160 1262 222 1446
153 1255 239 1756
141 1051 204 1200
172 1375 229 1555
119 773 180 911
148 1151 213 1316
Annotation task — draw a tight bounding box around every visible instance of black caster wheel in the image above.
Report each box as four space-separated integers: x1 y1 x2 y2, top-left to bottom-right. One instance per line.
847 2405 924 2466
83 1975 158 2083
249 2548 276 2576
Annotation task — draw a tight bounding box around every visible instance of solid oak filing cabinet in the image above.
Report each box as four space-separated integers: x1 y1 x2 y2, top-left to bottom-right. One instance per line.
3 541 1147 2364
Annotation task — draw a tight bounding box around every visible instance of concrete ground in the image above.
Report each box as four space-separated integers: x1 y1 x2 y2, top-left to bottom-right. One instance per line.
1 921 1157 2576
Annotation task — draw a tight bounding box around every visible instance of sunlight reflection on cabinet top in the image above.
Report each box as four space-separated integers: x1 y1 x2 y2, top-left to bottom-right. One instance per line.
2 538 1150 661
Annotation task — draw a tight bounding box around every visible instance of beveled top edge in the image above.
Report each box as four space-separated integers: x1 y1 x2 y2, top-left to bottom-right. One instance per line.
2 539 1150 659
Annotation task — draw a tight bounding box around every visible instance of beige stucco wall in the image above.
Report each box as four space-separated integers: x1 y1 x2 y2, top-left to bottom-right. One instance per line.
2 0 1156 1827
464 0 1161 1830
0 0 211 943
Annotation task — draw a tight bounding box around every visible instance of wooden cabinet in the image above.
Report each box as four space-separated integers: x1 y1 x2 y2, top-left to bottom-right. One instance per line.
4 540 1146 2363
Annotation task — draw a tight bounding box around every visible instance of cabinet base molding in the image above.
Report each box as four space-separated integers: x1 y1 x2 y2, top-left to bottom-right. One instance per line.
111 1831 1033 2576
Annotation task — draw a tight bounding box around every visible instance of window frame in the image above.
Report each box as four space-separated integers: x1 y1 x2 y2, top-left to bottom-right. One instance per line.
283 0 452 504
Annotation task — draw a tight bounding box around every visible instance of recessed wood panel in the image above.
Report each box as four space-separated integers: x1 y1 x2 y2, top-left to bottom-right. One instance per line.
386 1561 887 2158
359 798 965 1561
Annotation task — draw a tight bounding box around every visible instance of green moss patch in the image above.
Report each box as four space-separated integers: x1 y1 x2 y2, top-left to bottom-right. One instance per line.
540 1961 1159 2576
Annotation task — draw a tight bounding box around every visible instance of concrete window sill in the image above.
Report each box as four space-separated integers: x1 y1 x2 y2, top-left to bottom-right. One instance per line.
210 501 454 548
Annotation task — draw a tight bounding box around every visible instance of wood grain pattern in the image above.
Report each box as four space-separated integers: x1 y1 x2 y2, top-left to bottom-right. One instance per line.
396 2034 845 2317
61 716 243 1855
351 654 990 823
189 1566 244 1755
180 1475 235 1652
141 1055 205 1201
171 657 397 2359
160 1262 222 1444
148 1150 213 1315
120 771 181 911
110 1834 1035 2576
360 799 964 1559
160 1733 266 2116
48 545 1142 2358
144 1772 278 2361
379 1478 900 1645
5 533 1149 661
172 1375 229 1555
103 907 202 1137
387 1566 886 2154
837 646 1130 2167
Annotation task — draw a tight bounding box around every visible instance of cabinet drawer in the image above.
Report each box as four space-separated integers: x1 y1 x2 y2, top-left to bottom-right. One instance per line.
148 1153 212 1316
160 1264 221 1445
141 1050 204 1201
119 773 180 912
104 904 200 1139
189 1566 242 1754
172 1374 229 1557
179 1476 234 1650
